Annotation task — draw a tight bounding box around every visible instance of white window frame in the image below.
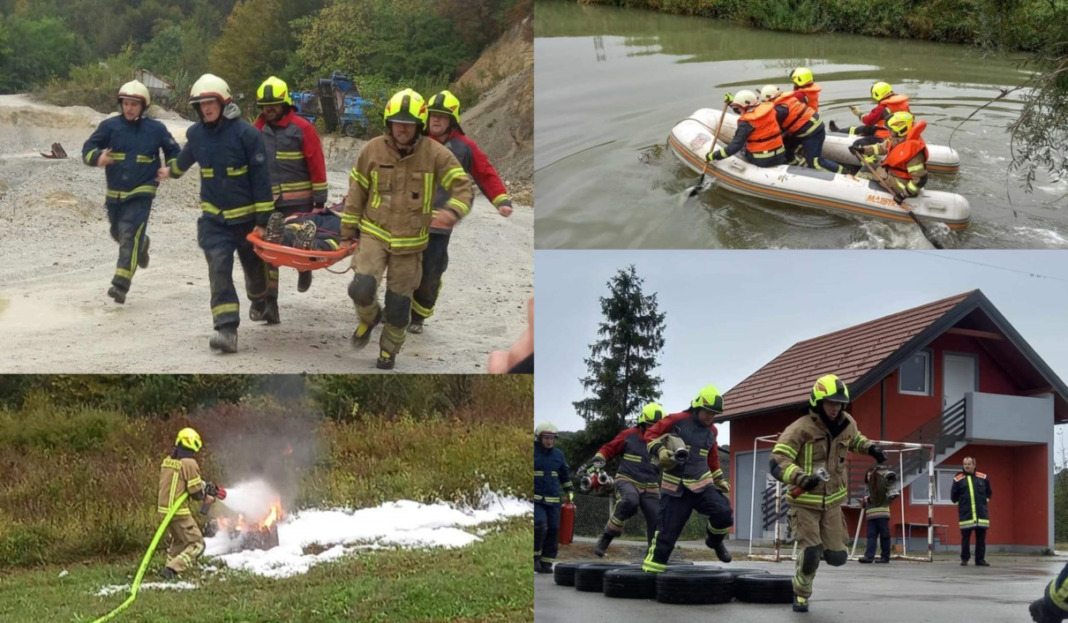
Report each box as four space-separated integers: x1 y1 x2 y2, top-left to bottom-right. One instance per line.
898 349 932 396
909 466 958 505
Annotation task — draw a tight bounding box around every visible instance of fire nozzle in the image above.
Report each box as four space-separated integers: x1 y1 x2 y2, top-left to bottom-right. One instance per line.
579 474 593 494
596 471 613 488
673 448 689 463
790 467 830 497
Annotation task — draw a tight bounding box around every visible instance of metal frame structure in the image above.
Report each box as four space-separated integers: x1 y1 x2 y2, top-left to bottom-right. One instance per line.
745 434 936 563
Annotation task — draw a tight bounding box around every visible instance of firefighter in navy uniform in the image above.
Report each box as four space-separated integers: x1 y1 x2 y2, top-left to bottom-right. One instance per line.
82 80 181 304
533 422 573 573
770 374 886 613
588 402 664 557
641 385 734 573
169 74 275 353
254 76 329 296
1031 562 1068 622
410 90 513 334
950 456 992 566
158 427 224 580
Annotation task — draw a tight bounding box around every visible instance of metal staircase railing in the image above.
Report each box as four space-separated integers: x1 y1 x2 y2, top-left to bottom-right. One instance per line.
845 397 968 502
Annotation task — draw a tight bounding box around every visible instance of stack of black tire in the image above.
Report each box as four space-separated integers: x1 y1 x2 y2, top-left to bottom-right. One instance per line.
551 560 793 605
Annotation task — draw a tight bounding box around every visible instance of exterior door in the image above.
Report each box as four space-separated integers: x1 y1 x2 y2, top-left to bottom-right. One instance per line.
943 353 977 408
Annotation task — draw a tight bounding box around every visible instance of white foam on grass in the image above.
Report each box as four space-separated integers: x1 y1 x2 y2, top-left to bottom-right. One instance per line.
95 581 197 596
205 489 531 579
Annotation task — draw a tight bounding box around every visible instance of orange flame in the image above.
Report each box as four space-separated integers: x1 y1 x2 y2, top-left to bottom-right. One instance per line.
216 499 284 532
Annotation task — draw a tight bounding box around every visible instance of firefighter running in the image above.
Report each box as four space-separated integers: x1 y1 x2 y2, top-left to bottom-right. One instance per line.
641 385 734 572
589 402 665 557
770 374 887 612
341 88 473 370
157 427 225 579
410 90 513 334
81 80 180 305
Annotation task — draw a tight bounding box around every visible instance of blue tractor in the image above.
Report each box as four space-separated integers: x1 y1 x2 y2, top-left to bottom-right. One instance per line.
292 71 372 138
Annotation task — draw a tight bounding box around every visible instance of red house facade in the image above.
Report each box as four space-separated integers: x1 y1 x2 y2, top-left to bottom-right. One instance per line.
720 290 1066 552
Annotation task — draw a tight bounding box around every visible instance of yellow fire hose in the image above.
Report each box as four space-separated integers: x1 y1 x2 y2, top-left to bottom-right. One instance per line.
91 492 189 623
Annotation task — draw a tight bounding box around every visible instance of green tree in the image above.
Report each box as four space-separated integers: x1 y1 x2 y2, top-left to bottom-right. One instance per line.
0 15 86 92
570 265 666 463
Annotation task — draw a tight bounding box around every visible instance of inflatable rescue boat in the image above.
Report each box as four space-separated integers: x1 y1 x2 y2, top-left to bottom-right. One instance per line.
668 109 971 230
691 107 961 174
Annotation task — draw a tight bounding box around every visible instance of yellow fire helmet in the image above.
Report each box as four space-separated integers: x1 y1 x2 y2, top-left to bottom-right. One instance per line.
871 81 894 102
791 67 814 87
638 403 665 426
427 90 462 126
175 427 202 452
886 111 914 137
256 76 292 106
691 385 724 413
383 88 428 130
810 374 850 407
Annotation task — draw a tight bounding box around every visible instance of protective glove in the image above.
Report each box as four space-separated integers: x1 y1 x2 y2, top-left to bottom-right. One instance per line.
868 444 888 464
893 192 907 204
799 473 823 491
848 145 862 158
658 447 677 471
590 457 606 470
723 93 734 104
706 150 725 162
714 479 730 494
567 490 575 504
849 105 862 117
204 483 227 500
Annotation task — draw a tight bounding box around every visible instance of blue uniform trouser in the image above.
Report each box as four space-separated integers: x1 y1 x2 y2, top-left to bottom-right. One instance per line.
606 480 659 545
534 501 561 564
196 217 269 330
960 526 987 563
106 196 152 292
412 232 450 322
790 126 845 173
643 485 733 572
864 517 891 560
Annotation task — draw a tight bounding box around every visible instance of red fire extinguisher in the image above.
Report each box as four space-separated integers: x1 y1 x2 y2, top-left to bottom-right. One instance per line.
558 499 576 545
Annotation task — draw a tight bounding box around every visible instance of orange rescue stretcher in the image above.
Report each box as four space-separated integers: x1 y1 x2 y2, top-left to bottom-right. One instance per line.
246 231 355 272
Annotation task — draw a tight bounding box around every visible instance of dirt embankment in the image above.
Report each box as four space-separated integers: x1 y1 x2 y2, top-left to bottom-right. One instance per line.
0 95 532 374
455 16 534 206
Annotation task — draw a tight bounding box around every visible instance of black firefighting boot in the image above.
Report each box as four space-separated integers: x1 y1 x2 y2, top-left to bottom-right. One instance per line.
297 271 313 293
829 120 841 133
408 317 424 334
376 350 395 370
107 285 127 304
262 299 280 324
706 535 732 563
351 309 382 349
594 533 614 557
1030 598 1067 623
159 567 179 581
534 558 552 574
793 594 809 613
209 325 238 353
138 235 150 269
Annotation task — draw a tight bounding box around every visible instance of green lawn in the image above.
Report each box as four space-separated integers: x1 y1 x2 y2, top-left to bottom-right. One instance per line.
0 518 532 623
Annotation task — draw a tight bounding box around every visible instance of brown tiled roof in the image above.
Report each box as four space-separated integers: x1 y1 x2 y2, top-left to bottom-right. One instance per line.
720 290 977 419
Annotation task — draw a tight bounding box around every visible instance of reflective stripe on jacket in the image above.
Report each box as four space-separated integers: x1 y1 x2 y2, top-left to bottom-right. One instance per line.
881 121 929 182
534 443 574 506
643 411 724 498
158 456 204 516
595 427 660 489
81 115 181 205
770 409 873 510
739 103 785 156
172 112 275 226
950 470 991 529
341 135 473 254
255 109 328 210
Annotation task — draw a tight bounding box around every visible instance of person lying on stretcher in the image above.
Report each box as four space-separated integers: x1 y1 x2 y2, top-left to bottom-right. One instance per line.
262 202 353 251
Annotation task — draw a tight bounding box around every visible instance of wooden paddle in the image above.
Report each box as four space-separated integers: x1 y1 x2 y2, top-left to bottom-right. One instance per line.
851 146 945 249
685 99 731 200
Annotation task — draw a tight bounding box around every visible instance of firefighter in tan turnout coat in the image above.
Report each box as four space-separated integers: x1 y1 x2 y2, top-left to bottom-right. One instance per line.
341 88 472 370
157 427 223 579
770 374 887 613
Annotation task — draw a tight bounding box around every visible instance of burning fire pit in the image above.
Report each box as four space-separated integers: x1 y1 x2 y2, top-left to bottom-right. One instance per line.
207 499 284 552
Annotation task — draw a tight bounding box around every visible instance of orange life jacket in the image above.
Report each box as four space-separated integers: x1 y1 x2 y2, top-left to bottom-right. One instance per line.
790 84 822 113
874 95 911 138
883 120 928 180
740 103 785 155
773 93 816 136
